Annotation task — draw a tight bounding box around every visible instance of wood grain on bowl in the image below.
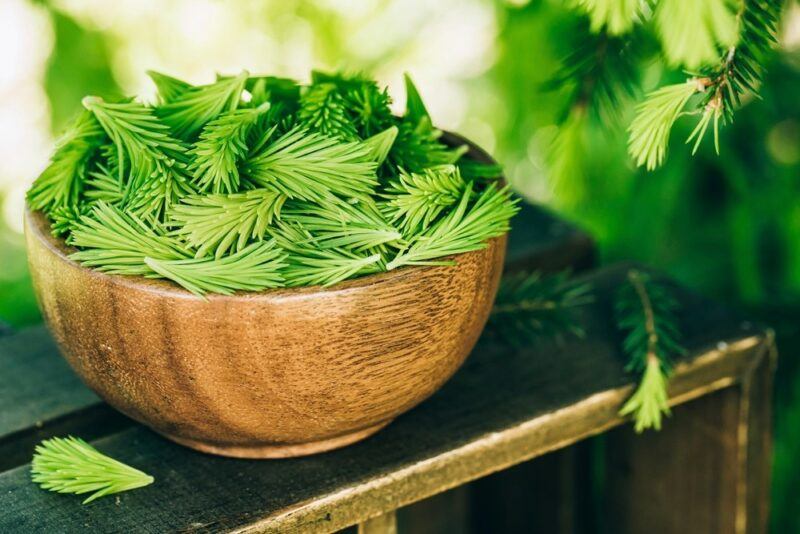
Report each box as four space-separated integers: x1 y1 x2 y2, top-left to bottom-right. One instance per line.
25 208 506 458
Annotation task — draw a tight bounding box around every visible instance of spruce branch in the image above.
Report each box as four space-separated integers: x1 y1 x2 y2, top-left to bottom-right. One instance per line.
381 165 468 234
688 0 783 147
189 103 270 194
81 97 192 219
283 198 402 253
145 240 286 296
627 80 701 170
31 436 153 504
27 110 106 213
297 83 359 141
169 189 286 259
488 271 593 346
385 182 518 270
548 31 640 125
243 126 378 202
69 202 189 276
271 221 383 287
630 0 782 168
615 269 684 432
155 71 248 140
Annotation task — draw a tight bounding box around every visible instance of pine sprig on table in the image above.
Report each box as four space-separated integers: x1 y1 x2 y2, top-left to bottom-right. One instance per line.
488 271 593 346
31 436 153 504
28 69 517 296
615 269 684 432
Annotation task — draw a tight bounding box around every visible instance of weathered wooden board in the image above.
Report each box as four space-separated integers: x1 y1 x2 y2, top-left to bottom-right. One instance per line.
0 265 770 533
0 200 592 471
0 332 130 470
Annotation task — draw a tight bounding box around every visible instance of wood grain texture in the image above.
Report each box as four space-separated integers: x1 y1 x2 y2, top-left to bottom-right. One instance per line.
0 265 772 533
25 206 506 458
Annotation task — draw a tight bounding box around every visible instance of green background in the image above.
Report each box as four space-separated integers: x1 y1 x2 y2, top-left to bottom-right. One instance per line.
1 0 798 528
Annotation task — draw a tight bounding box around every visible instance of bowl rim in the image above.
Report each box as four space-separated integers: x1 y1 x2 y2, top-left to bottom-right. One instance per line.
25 131 507 301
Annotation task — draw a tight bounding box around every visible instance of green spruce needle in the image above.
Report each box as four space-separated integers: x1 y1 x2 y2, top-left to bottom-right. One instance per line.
243 126 378 202
28 69 516 295
169 189 286 259
27 110 106 212
615 269 684 432
381 165 468 234
386 182 518 270
31 436 153 504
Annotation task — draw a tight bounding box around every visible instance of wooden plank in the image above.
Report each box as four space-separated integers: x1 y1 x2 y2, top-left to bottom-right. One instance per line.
0 332 130 470
357 512 397 534
0 265 769 533
0 200 594 471
603 330 775 534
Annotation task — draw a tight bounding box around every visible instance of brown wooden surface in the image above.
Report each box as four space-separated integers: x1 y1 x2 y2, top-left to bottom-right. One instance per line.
0 264 772 533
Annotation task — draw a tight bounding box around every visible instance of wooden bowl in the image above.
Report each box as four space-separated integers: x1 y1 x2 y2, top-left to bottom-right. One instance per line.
24 209 506 458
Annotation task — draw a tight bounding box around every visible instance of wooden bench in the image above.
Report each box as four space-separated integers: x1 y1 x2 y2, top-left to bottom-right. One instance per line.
0 203 774 533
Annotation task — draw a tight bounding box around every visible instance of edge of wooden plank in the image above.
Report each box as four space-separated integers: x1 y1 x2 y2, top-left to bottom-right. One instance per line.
237 334 767 533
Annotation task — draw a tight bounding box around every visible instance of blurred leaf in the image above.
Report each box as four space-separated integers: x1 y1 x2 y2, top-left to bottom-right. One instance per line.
44 8 120 132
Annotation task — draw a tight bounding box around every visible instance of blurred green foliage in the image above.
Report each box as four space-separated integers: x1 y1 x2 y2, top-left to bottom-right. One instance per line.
2 0 799 529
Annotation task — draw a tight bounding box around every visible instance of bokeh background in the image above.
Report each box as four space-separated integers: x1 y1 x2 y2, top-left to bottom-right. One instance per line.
1 0 799 527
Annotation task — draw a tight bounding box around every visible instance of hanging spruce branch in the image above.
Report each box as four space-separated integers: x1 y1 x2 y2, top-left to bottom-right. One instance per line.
31 436 153 504
487 271 593 346
615 269 684 432
628 0 783 169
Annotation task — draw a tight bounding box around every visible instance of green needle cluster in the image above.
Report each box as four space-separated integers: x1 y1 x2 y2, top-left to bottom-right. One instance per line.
27 69 518 296
31 436 154 504
615 270 684 432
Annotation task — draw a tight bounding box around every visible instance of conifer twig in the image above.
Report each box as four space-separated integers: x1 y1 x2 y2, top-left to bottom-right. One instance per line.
487 271 593 346
615 269 684 432
31 436 153 504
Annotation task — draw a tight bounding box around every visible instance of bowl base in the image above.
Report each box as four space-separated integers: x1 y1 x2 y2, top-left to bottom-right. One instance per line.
160 419 393 459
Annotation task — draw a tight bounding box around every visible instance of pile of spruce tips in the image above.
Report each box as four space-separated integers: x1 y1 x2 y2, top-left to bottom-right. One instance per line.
27 70 518 295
